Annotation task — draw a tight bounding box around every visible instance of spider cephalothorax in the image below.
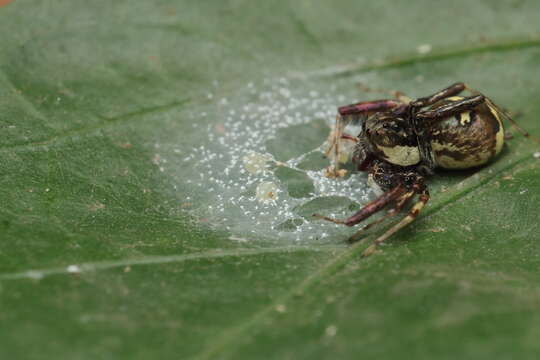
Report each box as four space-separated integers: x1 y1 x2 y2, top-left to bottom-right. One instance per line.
361 111 420 167
318 82 514 256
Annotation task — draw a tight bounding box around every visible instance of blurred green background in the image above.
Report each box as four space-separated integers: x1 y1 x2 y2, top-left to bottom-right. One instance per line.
1 1 539 359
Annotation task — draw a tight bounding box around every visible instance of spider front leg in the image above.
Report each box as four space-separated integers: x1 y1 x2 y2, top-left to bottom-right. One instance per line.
326 99 403 177
325 114 352 178
347 188 416 243
362 187 430 257
338 99 403 117
313 184 406 226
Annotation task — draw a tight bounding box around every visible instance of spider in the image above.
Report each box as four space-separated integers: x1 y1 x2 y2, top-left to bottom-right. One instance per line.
314 82 529 257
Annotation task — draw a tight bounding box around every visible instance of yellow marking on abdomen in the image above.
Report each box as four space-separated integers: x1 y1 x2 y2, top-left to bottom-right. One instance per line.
459 111 471 125
487 102 505 156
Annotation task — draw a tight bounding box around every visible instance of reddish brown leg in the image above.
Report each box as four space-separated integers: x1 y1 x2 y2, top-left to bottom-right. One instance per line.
416 95 485 120
362 189 430 257
338 99 402 116
324 133 358 170
347 190 415 243
410 82 466 108
325 115 346 177
313 184 406 226
340 134 358 142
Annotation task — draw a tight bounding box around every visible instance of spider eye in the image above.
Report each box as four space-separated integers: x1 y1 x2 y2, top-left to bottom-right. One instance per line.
383 122 400 131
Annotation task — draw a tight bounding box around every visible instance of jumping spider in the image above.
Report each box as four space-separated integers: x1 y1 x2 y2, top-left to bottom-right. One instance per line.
315 82 523 256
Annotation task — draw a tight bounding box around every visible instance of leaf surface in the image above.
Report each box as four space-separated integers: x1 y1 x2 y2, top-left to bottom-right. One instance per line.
1 1 540 359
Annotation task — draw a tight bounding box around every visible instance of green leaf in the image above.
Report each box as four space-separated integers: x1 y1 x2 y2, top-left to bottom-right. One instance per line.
1 1 540 359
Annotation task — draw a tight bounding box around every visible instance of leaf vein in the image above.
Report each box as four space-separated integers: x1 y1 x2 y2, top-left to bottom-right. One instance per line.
0 245 343 281
292 37 540 78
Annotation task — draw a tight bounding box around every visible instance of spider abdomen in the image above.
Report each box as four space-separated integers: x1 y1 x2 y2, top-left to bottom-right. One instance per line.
425 101 505 169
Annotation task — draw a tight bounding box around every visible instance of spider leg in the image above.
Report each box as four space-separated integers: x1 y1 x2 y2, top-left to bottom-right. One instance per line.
325 114 345 171
324 132 359 175
362 188 430 257
325 115 362 177
410 82 466 109
416 95 485 120
338 99 402 117
340 134 359 142
313 184 406 226
347 190 415 243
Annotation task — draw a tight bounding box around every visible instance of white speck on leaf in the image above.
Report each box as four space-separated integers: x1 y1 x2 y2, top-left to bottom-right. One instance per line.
325 325 338 337
67 265 81 274
417 44 432 54
152 154 162 165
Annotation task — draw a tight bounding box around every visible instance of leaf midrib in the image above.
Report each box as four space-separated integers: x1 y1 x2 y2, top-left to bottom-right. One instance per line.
0 245 345 281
